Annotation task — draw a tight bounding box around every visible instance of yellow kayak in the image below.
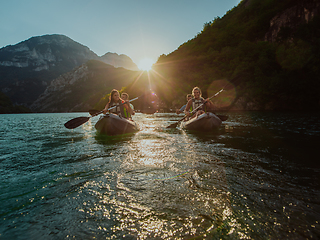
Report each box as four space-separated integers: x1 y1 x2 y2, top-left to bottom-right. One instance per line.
180 112 222 131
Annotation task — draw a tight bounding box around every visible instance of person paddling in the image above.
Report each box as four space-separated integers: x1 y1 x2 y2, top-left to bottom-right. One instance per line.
176 94 193 114
184 87 214 118
121 92 135 116
103 89 134 119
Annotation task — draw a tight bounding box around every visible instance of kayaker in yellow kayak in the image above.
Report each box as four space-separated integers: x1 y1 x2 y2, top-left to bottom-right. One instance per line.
103 89 134 119
184 87 214 119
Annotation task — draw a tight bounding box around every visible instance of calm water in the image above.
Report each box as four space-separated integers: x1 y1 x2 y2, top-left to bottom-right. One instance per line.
0 112 319 239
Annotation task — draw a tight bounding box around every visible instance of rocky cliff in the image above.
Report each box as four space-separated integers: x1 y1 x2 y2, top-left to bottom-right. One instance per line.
0 34 98 71
265 0 320 42
0 34 99 105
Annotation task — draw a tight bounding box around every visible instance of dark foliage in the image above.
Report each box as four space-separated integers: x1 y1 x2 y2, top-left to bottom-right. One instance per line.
146 0 320 111
0 92 31 113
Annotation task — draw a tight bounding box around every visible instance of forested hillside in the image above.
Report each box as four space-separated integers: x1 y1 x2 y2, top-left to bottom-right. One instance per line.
0 92 30 113
149 0 320 110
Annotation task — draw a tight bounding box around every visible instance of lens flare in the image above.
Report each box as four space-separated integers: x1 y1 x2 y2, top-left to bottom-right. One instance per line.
208 79 236 109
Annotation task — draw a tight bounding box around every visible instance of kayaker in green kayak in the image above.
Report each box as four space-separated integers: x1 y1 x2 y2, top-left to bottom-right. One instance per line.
121 92 135 117
103 89 134 119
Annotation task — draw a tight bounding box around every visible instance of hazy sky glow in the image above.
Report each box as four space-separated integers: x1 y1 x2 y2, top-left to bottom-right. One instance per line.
0 0 241 66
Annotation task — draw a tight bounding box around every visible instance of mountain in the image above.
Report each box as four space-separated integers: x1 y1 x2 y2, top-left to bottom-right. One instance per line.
4 0 320 112
150 0 320 111
0 34 99 105
100 52 139 71
0 34 138 107
30 60 143 112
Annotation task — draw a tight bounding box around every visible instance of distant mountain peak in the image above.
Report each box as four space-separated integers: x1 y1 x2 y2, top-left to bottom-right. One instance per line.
100 52 139 71
0 34 98 70
0 34 140 106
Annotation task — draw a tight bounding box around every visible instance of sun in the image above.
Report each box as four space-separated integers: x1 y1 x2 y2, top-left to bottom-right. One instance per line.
138 58 155 71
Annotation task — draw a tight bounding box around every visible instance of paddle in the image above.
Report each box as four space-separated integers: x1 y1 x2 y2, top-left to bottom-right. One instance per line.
91 107 157 115
216 114 228 121
64 96 139 129
204 110 228 121
166 89 224 128
89 109 101 116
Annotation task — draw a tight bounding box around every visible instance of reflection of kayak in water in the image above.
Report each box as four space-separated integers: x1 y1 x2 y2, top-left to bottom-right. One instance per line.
95 113 138 136
180 112 222 131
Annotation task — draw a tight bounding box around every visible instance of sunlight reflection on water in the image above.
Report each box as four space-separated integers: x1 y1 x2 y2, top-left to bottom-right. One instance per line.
0 112 319 239
73 114 235 239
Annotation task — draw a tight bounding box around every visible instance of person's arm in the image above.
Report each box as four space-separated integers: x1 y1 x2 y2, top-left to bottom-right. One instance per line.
180 104 186 111
103 103 110 114
184 100 192 116
124 102 134 116
205 99 214 111
130 103 135 115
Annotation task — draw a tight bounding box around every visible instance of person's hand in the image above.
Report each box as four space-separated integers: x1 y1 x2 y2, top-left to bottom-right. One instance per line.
123 101 130 108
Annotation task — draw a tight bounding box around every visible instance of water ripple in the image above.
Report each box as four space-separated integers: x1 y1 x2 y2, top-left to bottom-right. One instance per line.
0 112 319 239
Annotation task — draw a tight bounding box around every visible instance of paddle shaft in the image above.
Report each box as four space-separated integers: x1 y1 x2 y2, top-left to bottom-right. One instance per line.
64 96 139 129
189 89 223 115
89 96 139 116
88 97 138 117
103 96 138 114
166 88 224 128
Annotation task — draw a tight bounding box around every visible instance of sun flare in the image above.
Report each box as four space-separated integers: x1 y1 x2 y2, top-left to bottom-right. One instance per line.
138 58 155 71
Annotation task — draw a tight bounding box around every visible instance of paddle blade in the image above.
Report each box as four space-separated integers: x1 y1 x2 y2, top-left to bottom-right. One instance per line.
166 122 179 128
89 109 100 116
64 117 90 129
217 115 228 121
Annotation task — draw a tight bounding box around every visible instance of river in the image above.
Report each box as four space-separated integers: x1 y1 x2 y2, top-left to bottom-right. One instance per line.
0 112 319 239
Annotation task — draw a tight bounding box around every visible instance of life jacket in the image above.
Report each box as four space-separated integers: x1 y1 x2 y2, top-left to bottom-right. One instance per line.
109 101 130 119
123 106 131 118
192 97 206 112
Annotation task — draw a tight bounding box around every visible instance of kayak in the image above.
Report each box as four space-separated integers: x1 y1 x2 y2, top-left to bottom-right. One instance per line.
95 113 138 136
180 112 222 131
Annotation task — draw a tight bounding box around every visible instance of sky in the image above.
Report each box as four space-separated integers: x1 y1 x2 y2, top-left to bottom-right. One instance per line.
0 0 241 69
